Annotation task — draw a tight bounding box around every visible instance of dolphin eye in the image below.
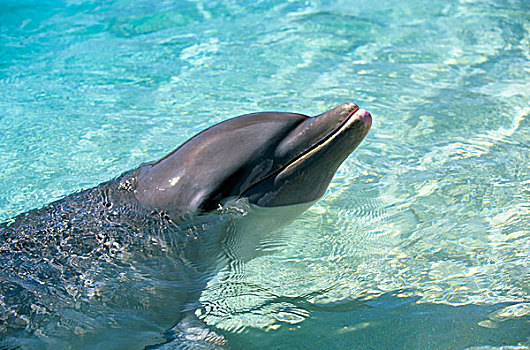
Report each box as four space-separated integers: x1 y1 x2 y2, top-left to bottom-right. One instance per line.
237 159 275 195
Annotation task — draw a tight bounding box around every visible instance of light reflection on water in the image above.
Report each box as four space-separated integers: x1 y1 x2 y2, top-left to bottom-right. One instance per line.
0 0 528 348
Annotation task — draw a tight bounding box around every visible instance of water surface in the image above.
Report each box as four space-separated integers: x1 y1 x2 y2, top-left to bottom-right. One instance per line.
1 0 529 348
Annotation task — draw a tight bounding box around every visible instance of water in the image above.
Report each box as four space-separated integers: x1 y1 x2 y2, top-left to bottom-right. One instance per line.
1 0 528 348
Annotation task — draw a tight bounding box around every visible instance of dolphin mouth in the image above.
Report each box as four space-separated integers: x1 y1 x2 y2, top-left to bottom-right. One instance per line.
287 106 372 167
238 105 372 199
307 104 361 152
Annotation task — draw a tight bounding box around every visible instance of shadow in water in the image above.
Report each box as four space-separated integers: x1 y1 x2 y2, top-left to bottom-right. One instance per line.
225 292 529 349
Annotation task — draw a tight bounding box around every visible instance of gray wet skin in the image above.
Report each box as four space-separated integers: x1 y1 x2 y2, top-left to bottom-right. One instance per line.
0 103 371 348
134 102 372 216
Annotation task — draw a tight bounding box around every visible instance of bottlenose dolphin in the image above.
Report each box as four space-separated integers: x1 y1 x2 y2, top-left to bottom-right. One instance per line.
0 103 371 349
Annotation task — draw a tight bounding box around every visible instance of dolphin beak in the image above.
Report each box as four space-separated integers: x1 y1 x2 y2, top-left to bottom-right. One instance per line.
351 108 372 129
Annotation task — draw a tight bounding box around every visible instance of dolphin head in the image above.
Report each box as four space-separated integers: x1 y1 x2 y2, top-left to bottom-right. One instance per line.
132 103 371 217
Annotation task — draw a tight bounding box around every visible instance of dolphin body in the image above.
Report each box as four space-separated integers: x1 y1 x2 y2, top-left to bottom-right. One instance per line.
0 103 371 349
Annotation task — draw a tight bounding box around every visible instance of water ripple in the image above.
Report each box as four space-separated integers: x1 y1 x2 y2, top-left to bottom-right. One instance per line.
1 0 529 347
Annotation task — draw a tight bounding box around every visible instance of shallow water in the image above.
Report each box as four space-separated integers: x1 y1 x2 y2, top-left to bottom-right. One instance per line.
1 0 529 349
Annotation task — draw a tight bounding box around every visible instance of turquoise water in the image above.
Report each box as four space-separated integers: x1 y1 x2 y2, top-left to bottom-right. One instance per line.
1 0 529 349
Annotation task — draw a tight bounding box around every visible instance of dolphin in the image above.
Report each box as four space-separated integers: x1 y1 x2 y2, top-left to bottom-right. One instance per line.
0 103 371 349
